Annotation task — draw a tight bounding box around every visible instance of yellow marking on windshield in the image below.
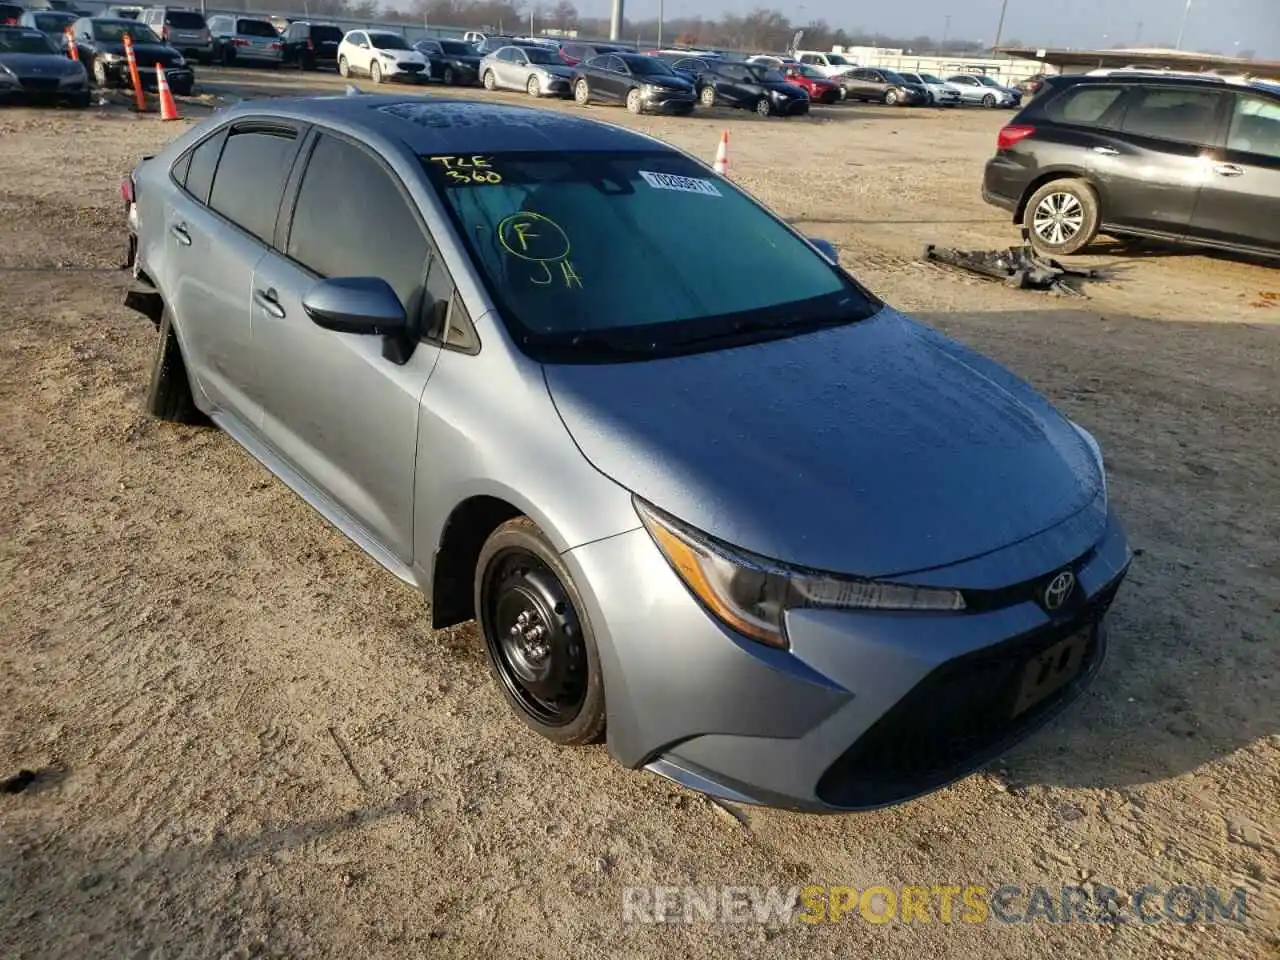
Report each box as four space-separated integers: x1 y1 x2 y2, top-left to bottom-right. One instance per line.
496 212 582 290
429 155 502 184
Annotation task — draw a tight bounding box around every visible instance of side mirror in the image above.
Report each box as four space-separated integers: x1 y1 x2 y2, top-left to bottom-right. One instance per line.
302 277 407 336
809 237 839 265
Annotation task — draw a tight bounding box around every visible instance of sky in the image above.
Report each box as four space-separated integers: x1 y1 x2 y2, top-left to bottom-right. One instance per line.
574 0 1280 59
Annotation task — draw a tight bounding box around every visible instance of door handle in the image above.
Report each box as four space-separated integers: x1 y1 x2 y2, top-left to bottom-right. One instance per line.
1091 146 1120 156
1213 163 1245 178
253 287 286 319
170 222 192 246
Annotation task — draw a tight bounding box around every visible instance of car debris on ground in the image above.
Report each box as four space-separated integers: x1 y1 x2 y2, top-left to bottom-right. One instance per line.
923 236 1100 296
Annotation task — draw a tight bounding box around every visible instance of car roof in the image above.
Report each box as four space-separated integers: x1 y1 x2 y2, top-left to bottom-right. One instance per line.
220 95 671 156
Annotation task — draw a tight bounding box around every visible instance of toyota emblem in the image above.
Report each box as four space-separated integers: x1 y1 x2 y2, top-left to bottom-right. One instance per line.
1042 570 1076 611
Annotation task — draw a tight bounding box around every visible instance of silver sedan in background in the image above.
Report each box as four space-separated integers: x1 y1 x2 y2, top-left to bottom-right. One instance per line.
947 72 1021 107
480 42 573 97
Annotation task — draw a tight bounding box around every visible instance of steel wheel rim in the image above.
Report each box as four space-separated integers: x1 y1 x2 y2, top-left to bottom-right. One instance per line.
484 71 494 89
627 89 641 112
527 76 538 95
756 97 769 116
481 549 588 727
1033 192 1085 246
700 86 714 106
574 80 588 102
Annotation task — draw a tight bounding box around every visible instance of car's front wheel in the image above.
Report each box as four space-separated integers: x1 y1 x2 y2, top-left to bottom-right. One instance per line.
755 95 772 117
483 68 496 90
92 57 108 88
699 84 716 108
338 54 349 78
526 74 540 97
1024 178 1101 256
885 89 899 105
442 65 454 84
573 77 590 105
625 87 644 114
370 60 382 84
982 92 997 108
475 517 606 746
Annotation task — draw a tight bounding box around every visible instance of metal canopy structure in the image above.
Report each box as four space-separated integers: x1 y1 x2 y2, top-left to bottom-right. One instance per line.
998 46 1280 81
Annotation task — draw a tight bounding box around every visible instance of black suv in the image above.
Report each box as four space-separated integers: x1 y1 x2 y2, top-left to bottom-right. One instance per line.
983 74 1280 259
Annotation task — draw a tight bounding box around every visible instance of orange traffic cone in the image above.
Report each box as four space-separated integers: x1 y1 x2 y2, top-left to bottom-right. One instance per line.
65 27 79 61
156 64 181 121
713 130 729 176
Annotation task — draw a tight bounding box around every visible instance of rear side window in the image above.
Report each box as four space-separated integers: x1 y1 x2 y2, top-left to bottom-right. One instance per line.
207 129 298 243
1121 88 1225 145
287 134 431 321
1043 85 1125 126
182 128 226 204
165 10 204 28
237 18 275 36
311 25 341 43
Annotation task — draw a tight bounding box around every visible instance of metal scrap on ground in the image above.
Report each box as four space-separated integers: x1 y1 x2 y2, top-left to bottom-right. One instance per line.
923 240 1100 297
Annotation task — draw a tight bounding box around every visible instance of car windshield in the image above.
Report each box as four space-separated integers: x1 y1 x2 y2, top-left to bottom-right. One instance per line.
165 11 204 27
621 54 672 76
827 54 850 65
311 25 341 42
920 73 942 84
440 39 472 54
237 19 276 36
0 28 55 51
421 151 876 361
796 64 824 79
523 46 559 64
370 32 408 50
33 12 75 30
92 20 159 42
882 69 907 84
976 75 1000 86
747 64 784 83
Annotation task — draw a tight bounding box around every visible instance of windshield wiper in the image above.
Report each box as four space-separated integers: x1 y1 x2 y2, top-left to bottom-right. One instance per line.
530 331 661 358
663 313 863 350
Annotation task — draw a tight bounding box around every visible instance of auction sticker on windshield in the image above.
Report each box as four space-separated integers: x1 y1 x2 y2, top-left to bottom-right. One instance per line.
638 170 722 197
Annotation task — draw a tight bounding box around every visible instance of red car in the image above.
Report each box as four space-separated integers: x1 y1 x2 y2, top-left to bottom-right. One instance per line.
782 64 840 104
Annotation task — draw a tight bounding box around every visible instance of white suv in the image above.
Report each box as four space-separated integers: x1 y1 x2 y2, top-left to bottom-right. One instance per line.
796 50 857 78
337 29 429 83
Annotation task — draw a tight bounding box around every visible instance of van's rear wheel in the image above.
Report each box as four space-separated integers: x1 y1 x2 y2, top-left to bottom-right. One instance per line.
475 517 606 745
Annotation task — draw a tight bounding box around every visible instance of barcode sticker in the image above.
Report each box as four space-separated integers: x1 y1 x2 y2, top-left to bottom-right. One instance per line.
638 170 723 197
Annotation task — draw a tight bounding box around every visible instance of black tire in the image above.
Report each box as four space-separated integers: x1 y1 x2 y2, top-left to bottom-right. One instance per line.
91 57 109 88
1023 178 1101 256
145 309 202 423
475 517 606 746
68 91 91 108
370 60 382 84
442 65 454 84
885 89 899 105
338 54 349 77
699 84 716 108
171 81 193 96
221 46 236 66
982 92 997 108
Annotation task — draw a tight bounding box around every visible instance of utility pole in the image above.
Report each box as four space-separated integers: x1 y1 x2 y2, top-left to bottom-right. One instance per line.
941 14 950 51
657 0 663 47
609 0 623 41
1135 20 1143 45
992 0 1009 52
529 8 534 36
1174 0 1192 50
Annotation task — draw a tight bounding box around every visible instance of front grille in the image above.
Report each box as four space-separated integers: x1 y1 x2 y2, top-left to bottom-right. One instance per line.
815 573 1124 809
961 546 1098 614
19 78 60 93
396 62 424 72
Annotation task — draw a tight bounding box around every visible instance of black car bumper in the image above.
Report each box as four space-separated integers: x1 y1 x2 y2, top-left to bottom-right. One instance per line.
982 156 1025 219
101 61 194 92
777 97 810 116
643 91 696 113
436 61 478 83
0 77 90 103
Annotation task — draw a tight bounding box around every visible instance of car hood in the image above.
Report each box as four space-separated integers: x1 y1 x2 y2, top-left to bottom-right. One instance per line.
640 74 692 91
0 51 80 73
543 308 1103 578
534 62 573 77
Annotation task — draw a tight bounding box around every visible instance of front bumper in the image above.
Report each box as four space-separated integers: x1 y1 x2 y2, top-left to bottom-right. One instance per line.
775 96 810 115
0 75 89 100
539 76 571 96
386 61 427 81
565 501 1131 813
642 90 696 112
101 60 194 90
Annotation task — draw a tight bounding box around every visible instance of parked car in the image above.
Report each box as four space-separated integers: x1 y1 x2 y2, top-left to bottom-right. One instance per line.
207 15 281 67
571 52 696 115
72 16 192 92
984 74 1280 259
795 49 856 78
18 8 74 38
103 4 143 18
138 6 211 63
842 67 928 105
678 57 809 117
472 34 543 57
481 42 573 98
780 63 840 104
898 70 961 106
413 36 480 85
0 23 88 104
947 73 1020 108
25 0 86 13
557 40 628 66
280 21 342 71
337 29 428 83
0 3 24 26
121 93 1131 813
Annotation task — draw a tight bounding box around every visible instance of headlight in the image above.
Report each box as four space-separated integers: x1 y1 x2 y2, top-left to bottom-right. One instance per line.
636 499 966 650
172 54 186 67
0 65 16 83
100 52 123 62
641 82 660 96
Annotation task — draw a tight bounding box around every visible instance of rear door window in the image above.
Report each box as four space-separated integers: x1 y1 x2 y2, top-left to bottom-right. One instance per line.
181 128 227 204
1044 85 1126 127
237 19 276 36
1120 87 1226 146
207 127 300 243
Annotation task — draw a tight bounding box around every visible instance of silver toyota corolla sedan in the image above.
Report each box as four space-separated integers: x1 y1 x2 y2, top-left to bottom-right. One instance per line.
122 94 1131 813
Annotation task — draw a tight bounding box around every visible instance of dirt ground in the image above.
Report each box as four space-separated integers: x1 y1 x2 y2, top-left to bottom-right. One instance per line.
1 68 1278 960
